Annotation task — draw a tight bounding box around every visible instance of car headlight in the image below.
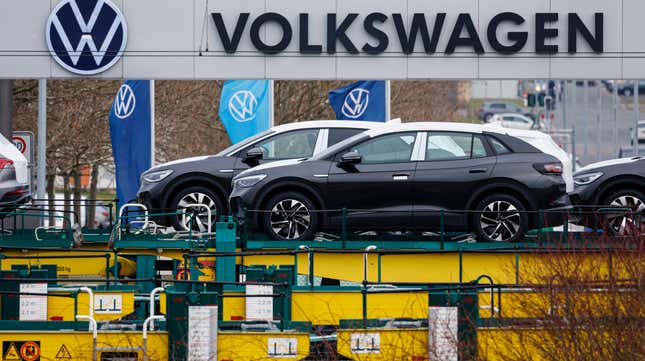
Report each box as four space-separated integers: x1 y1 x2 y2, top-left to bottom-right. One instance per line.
142 169 173 183
235 174 267 188
573 172 603 186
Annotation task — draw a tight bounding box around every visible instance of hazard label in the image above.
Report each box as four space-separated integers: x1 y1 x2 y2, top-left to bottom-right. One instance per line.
2 342 40 361
3 342 20 361
54 345 71 359
19 342 39 361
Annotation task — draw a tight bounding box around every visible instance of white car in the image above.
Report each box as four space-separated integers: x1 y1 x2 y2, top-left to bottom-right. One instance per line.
638 120 645 143
483 123 574 192
0 133 30 210
488 113 545 131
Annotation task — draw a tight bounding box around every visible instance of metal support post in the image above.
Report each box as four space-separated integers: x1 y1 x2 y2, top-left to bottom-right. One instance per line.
634 80 640 156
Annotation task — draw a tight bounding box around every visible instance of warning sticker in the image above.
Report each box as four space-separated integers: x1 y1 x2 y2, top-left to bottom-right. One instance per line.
3 343 20 361
2 342 40 361
55 345 71 359
19 342 39 361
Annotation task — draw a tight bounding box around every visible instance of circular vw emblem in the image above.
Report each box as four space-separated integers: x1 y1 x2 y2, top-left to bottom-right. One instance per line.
46 0 128 75
113 84 136 119
229 90 258 123
342 88 370 119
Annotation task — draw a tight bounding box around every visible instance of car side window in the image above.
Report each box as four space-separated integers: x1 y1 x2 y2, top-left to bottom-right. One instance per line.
255 129 320 160
351 133 417 164
491 103 505 109
328 128 365 147
488 137 512 155
426 133 488 161
472 137 488 158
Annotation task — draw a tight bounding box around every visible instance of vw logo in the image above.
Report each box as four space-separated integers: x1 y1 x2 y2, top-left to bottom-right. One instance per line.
229 90 258 123
342 88 370 119
113 84 136 119
46 0 127 75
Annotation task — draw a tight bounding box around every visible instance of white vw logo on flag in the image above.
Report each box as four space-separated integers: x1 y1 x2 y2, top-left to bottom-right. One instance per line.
113 84 136 119
229 90 258 122
46 0 127 75
342 88 370 119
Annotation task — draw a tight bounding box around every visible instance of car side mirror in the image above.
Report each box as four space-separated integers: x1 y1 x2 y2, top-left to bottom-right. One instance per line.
244 147 264 163
339 151 362 165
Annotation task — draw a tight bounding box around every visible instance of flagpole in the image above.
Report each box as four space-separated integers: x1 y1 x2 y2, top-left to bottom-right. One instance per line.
385 80 391 121
150 79 155 167
269 79 275 127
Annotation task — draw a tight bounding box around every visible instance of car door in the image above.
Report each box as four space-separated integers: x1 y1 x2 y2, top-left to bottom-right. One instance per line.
231 128 322 175
325 132 420 230
413 132 496 230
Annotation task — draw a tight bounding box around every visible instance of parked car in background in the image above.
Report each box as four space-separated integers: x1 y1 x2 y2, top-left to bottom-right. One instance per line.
487 113 547 131
638 120 645 143
230 122 569 242
477 102 534 122
618 146 645 158
571 157 644 235
0 133 30 212
575 80 597 87
137 121 385 231
617 81 645 97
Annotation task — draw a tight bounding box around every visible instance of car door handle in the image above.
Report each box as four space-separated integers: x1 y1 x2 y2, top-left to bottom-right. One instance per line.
469 168 488 174
392 173 410 181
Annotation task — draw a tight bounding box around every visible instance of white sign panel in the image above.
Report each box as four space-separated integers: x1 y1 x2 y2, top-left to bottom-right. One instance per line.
428 307 458 361
188 306 218 361
0 0 643 79
245 285 273 321
267 338 297 358
350 333 381 354
94 294 123 314
19 283 48 321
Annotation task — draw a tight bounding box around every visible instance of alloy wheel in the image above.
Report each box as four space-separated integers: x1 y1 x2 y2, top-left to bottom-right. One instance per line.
607 195 645 235
270 199 311 240
479 201 522 241
177 192 217 232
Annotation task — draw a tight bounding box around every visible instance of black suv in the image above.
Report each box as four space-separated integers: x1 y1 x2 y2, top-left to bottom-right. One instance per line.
137 121 382 231
230 123 569 242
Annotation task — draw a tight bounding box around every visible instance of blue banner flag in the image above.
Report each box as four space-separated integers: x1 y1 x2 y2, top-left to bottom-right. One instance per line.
109 80 151 209
329 81 386 121
219 80 271 143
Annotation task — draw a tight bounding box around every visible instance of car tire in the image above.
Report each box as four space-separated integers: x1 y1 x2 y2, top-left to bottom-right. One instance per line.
484 113 493 122
601 189 645 236
170 186 223 232
624 88 633 97
262 192 319 241
473 194 528 242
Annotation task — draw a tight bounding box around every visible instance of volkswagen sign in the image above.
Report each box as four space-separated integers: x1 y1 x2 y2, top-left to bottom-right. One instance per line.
229 90 258 122
46 0 128 75
113 84 136 119
342 88 370 119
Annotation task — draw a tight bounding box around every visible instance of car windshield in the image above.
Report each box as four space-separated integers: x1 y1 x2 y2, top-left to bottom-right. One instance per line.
311 132 370 160
215 129 274 156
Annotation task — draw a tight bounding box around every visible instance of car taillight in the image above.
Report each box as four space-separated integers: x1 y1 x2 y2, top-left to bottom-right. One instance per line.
550 113 555 119
0 159 13 169
540 113 545 119
102 212 109 217
533 162 563 174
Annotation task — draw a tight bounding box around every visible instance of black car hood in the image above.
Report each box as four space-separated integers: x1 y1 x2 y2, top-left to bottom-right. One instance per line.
144 155 236 175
